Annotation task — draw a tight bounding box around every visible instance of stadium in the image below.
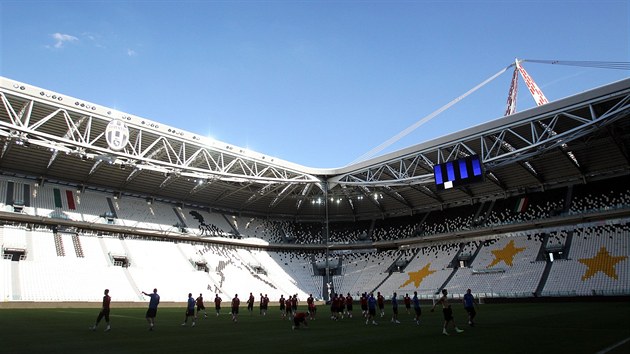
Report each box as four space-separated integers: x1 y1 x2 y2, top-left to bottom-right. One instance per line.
1 64 629 353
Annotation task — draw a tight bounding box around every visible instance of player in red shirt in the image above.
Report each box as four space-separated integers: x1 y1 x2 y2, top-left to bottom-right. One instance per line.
231 294 240 322
285 295 293 318
292 312 309 330
329 293 338 320
360 293 368 318
279 295 286 318
403 293 412 315
214 294 222 316
261 294 269 316
90 289 111 332
307 294 316 320
337 294 346 319
196 293 208 319
377 292 385 318
290 294 298 315
247 293 255 315
345 293 354 319
336 293 345 319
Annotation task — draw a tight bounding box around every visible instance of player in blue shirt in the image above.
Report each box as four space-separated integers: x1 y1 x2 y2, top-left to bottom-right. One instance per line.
182 293 196 327
142 288 160 331
391 292 400 324
366 293 378 325
412 291 422 325
462 288 478 326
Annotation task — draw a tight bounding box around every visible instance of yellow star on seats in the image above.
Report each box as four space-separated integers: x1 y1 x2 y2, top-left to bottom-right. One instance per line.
487 240 525 268
400 263 436 288
578 246 627 281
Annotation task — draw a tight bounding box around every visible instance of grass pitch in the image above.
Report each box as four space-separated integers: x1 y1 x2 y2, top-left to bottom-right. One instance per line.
0 302 628 354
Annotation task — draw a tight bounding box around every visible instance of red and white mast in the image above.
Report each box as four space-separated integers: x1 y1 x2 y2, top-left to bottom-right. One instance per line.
504 63 519 116
504 59 549 116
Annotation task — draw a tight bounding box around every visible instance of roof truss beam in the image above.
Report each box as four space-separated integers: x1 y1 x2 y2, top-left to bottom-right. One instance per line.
331 89 630 188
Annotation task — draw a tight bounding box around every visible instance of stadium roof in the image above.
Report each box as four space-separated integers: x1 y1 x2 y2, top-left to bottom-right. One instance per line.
1 76 629 221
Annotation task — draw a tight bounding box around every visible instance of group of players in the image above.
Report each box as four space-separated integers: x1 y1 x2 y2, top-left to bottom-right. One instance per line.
89 287 478 335
227 292 301 322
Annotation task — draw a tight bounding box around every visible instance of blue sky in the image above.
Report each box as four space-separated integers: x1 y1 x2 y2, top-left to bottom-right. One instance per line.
1 1 628 168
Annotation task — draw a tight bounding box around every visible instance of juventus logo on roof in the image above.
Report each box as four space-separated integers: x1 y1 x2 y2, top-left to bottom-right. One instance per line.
105 119 130 151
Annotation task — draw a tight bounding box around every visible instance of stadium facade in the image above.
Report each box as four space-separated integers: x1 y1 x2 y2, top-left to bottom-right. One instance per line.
0 76 629 303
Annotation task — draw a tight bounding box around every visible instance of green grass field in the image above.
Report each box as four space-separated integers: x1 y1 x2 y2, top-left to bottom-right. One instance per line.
1 302 628 354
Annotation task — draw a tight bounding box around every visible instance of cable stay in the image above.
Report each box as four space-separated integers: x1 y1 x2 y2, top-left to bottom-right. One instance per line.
349 64 515 165
522 59 630 70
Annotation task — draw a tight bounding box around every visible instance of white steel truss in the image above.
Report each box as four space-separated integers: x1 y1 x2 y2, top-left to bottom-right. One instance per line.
1 77 629 218
0 79 322 189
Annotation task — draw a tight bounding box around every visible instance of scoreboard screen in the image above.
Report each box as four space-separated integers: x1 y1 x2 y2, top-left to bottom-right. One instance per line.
433 155 484 191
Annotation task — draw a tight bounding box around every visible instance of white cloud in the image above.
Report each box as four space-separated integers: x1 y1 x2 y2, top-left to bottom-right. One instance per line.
51 33 78 48
127 49 137 57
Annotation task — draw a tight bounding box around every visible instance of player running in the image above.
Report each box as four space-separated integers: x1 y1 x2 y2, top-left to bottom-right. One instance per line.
431 289 464 335
463 288 478 326
90 288 111 332
196 293 208 319
182 293 196 327
345 293 354 319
